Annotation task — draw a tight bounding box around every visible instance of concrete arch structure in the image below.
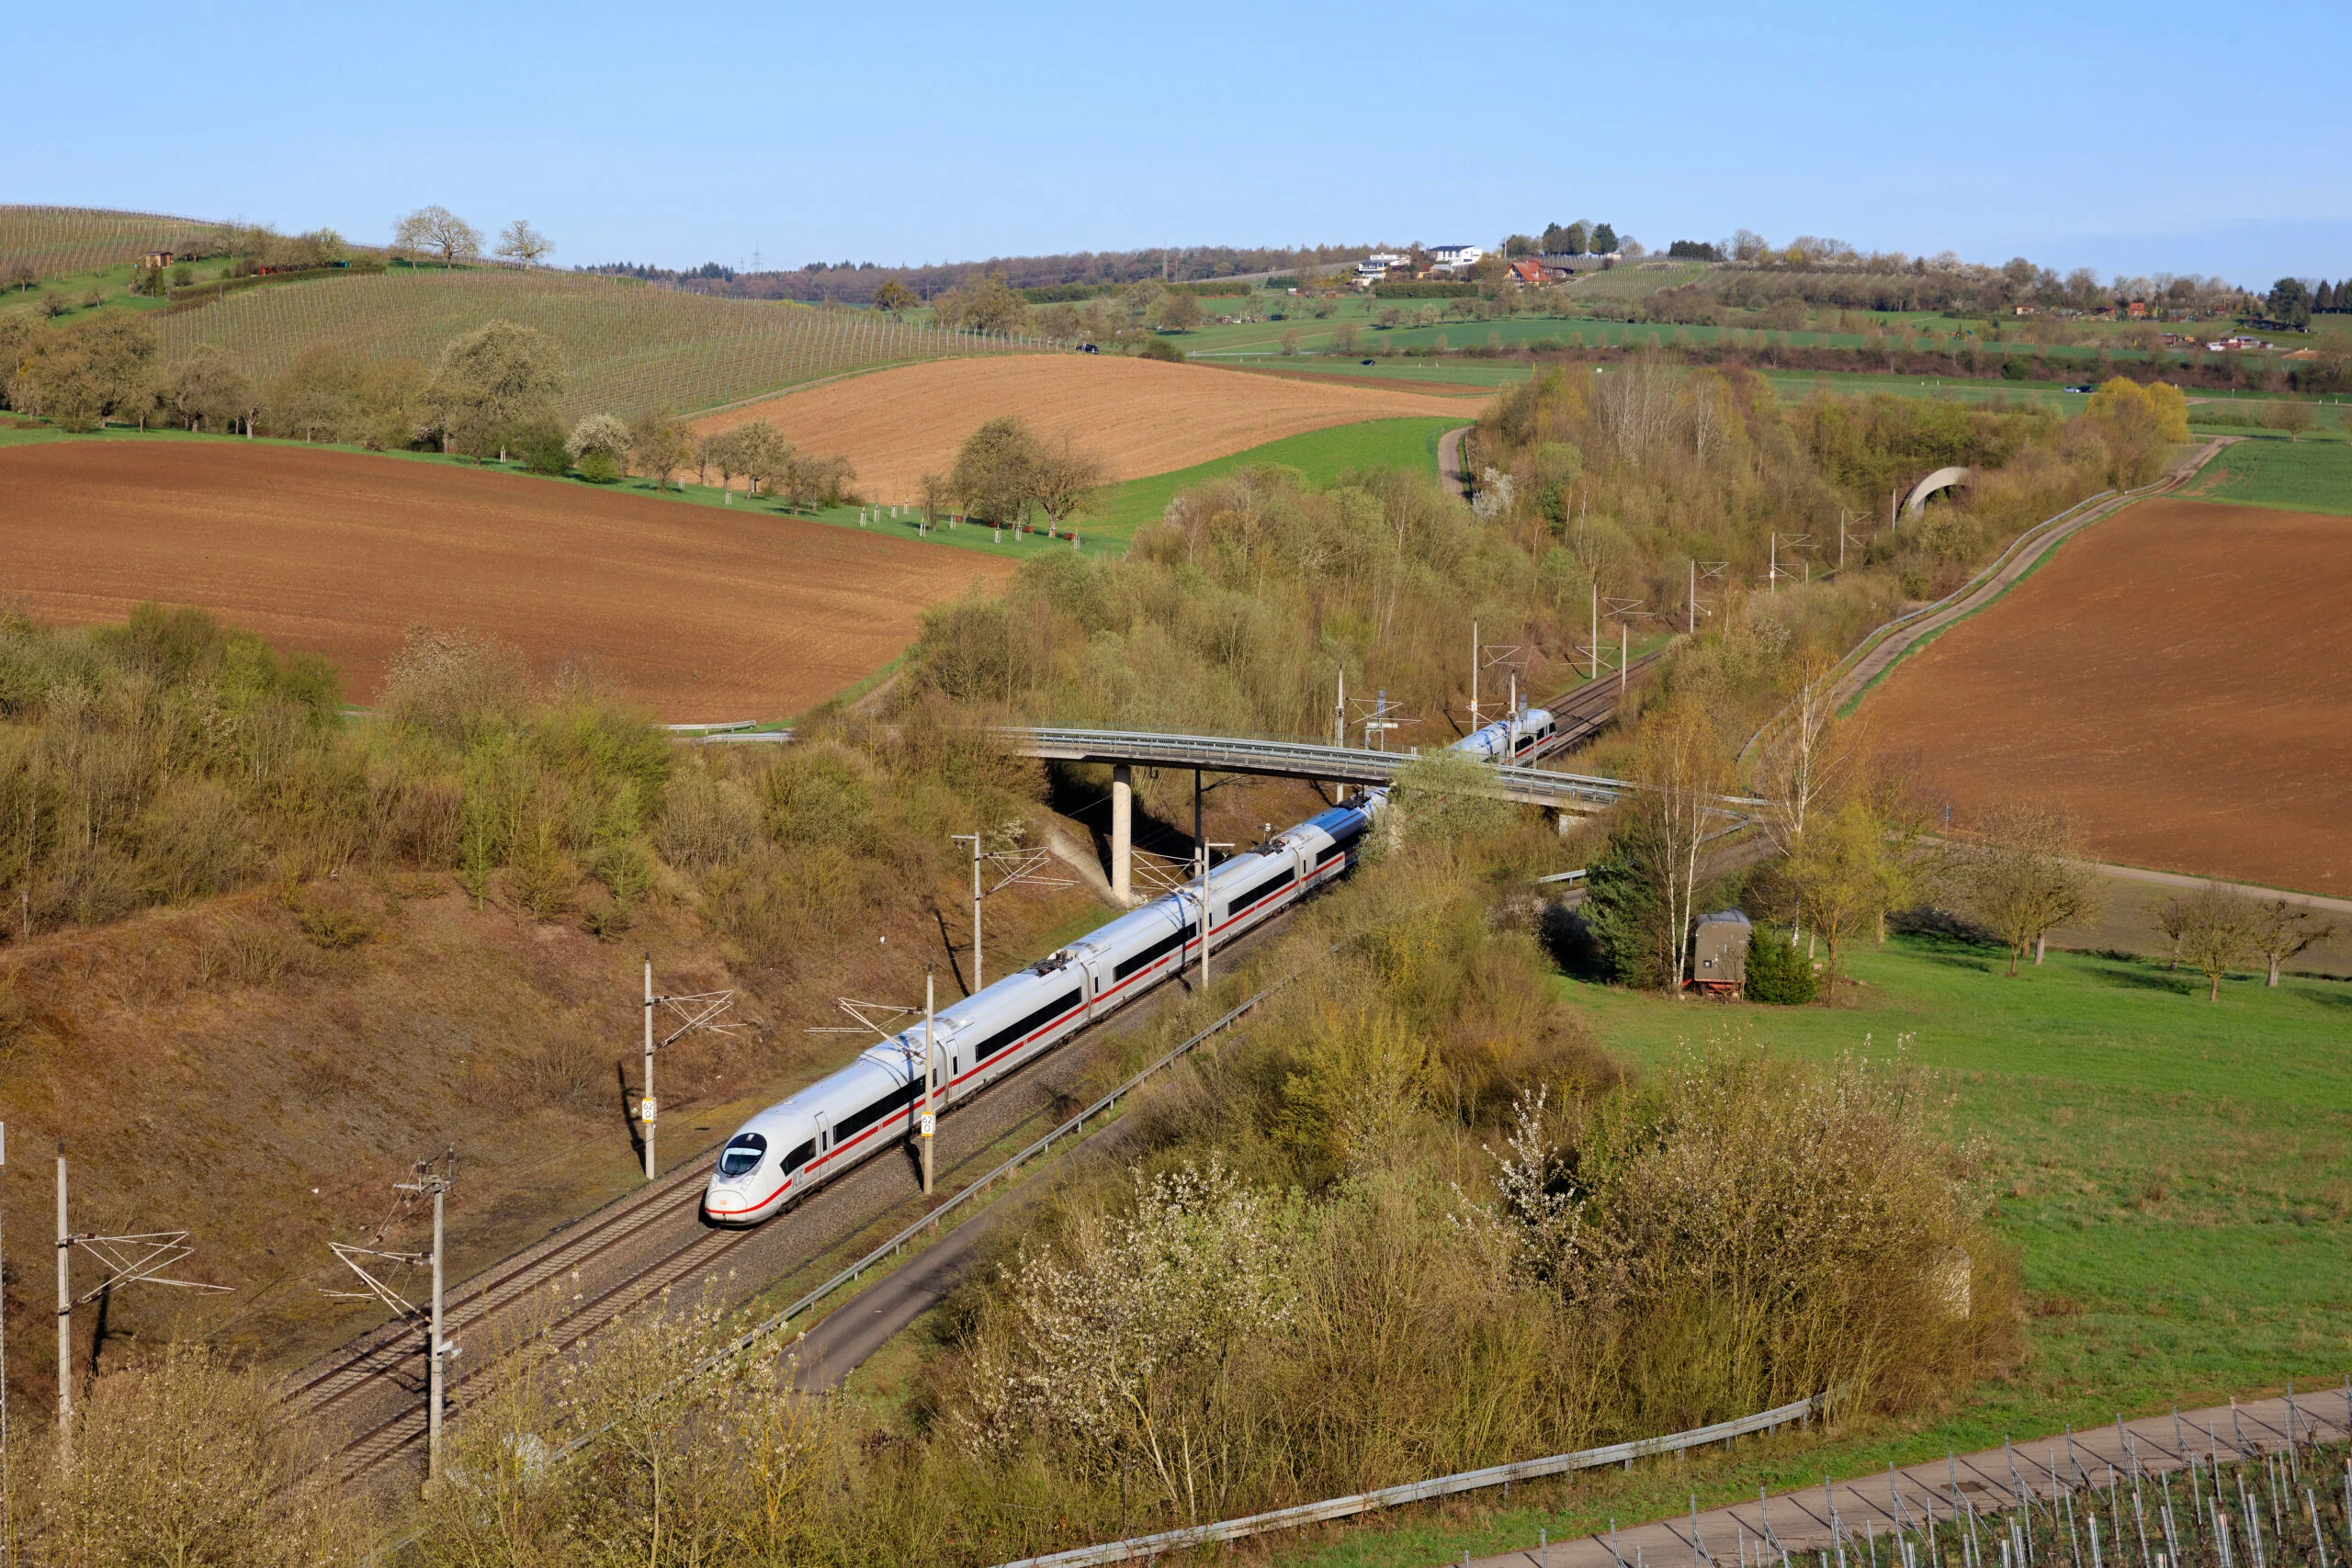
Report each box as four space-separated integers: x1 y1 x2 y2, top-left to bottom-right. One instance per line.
1903 466 1973 518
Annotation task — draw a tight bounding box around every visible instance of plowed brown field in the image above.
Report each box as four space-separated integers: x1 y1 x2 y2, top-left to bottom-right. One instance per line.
0 440 1009 718
1860 497 2352 896
690 354 1484 501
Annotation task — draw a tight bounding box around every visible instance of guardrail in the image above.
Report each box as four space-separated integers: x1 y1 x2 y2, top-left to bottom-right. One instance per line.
1000 726 1651 811
993 1388 1838 1568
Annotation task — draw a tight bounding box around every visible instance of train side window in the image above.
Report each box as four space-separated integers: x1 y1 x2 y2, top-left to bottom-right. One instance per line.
781 1140 815 1175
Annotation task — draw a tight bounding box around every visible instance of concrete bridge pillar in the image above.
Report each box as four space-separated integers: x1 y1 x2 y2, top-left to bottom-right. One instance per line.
1110 765 1133 905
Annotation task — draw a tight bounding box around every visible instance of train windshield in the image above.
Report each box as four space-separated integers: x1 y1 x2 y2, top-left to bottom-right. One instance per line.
718 1134 767 1178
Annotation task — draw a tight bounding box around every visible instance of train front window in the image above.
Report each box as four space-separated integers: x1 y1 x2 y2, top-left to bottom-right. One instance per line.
718 1134 767 1178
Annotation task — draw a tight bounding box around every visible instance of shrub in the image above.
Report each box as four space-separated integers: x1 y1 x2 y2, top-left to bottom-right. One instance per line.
1136 335 1182 362
577 448 621 483
513 418 571 475
1743 921 1819 1003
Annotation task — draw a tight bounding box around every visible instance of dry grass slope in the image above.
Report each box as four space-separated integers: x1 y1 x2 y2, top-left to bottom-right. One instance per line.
690 355 1485 502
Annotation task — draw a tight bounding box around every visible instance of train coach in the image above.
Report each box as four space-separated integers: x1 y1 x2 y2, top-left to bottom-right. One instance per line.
701 709 1553 1226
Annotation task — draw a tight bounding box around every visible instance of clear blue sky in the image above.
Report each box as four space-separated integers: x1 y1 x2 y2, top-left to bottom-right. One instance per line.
17 0 2346 288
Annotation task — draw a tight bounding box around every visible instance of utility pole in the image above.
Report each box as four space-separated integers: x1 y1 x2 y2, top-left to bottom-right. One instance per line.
1193 772 1206 987
1770 532 1778 594
1333 664 1345 748
1839 510 1848 570
639 964 741 1181
641 954 656 1179
1688 558 1696 634
394 1154 455 1487
53 1146 67 1472
953 834 983 987
1619 624 1628 697
1590 581 1600 680
1468 620 1479 730
919 969 936 1195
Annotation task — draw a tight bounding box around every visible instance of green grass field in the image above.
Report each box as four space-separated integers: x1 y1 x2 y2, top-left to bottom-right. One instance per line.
1081 415 1464 538
2188 436 2352 515
1564 935 2352 1416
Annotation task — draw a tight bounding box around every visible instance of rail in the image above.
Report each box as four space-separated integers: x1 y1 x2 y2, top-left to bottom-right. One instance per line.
992 1388 1838 1568
546 964 1315 1467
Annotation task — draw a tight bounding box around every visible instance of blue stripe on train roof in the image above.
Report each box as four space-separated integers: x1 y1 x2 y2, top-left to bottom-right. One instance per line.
1304 806 1373 836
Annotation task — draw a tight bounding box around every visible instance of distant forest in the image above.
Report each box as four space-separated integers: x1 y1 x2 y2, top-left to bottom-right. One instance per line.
579 243 1374 304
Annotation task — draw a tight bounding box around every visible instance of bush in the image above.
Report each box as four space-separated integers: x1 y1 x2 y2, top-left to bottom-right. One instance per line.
513 419 571 475
1743 922 1819 1003
1136 335 1183 362
577 448 621 483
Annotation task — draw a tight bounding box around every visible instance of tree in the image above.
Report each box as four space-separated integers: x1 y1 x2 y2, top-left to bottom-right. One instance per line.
1946 803 2098 976
932 270 1028 334
2161 883 2259 1001
1580 825 1668 987
164 344 252 434
873 278 916 316
2264 400 2318 440
2249 897 2335 987
1031 433 1107 525
948 414 1044 524
493 218 553 267
393 205 484 266
1787 796 1908 990
1562 221 1593 256
567 412 631 467
1591 222 1620 255
1743 922 1818 1003
2266 277 2312 328
627 410 694 491
427 318 564 457
1623 701 1734 991
1148 291 1204 332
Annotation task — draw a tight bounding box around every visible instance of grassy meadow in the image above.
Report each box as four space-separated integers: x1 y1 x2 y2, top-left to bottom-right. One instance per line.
1564 934 2352 1416
1082 414 1464 538
2187 434 2352 514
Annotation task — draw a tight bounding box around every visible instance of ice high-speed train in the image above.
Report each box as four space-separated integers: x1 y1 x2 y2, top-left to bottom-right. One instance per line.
700 706 1557 1224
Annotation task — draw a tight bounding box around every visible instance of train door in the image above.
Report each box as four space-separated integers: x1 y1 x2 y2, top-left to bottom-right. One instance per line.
814 1111 831 1161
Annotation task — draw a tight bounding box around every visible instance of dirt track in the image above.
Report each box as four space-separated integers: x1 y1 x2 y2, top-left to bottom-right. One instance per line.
1860 497 2352 896
690 353 1484 501
0 440 1009 718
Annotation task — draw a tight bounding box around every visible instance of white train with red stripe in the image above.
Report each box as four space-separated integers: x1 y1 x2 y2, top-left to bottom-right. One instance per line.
701 708 1553 1225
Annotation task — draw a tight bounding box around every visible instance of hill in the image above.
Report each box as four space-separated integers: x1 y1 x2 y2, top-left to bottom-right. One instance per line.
0 439 1010 717
689 355 1481 503
151 266 1051 423
0 203 218 285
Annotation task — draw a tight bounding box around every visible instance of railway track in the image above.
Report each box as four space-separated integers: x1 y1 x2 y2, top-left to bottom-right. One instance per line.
295 668 1667 1484
293 908 1303 1484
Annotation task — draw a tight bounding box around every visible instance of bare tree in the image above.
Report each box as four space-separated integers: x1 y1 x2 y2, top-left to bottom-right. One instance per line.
1033 434 1107 527
393 205 484 267
493 219 553 267
2249 897 2336 987
2167 884 2259 1002
1947 803 2098 976
1624 701 1733 992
